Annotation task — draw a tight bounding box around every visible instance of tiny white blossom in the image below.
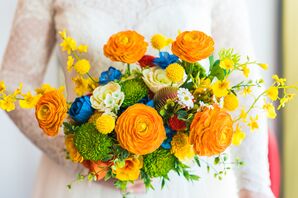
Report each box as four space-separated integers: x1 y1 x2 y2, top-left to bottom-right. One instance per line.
177 88 194 109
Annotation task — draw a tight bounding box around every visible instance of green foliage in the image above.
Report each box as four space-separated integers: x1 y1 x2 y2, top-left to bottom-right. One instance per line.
143 148 176 178
209 60 225 81
121 78 148 107
174 160 200 182
74 123 113 161
63 122 78 135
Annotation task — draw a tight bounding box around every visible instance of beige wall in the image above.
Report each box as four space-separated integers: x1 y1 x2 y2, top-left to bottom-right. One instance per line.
283 0 298 197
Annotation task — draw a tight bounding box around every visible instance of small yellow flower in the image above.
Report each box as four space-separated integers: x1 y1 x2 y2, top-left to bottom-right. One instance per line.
242 87 252 96
266 86 278 101
165 63 185 83
72 76 90 96
239 109 248 122
58 30 67 40
220 58 234 70
13 83 23 96
278 94 296 109
263 102 276 119
232 125 246 146
248 115 259 131
65 135 84 163
35 84 55 95
151 34 172 50
212 79 230 97
19 92 41 109
242 65 250 78
257 63 268 70
0 94 16 112
0 81 6 94
67 56 74 71
77 45 88 53
74 59 91 75
96 114 115 134
272 74 286 86
60 37 77 54
171 132 195 161
224 93 239 111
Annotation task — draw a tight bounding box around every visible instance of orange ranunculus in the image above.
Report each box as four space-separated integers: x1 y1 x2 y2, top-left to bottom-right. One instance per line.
171 31 214 63
103 30 148 64
35 90 67 136
113 156 143 181
83 160 112 181
189 105 233 156
115 104 166 155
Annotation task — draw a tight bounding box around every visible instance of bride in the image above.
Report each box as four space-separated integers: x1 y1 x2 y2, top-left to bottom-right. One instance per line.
0 0 274 197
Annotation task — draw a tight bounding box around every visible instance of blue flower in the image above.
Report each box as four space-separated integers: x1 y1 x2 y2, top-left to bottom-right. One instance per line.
146 99 155 108
99 66 122 84
69 96 94 123
161 126 176 149
153 52 179 69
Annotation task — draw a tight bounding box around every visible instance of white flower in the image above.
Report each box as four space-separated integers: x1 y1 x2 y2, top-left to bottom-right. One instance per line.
177 88 194 109
90 82 124 113
142 67 186 93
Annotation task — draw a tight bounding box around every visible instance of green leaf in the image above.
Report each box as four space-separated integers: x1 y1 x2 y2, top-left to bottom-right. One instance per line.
209 63 225 81
209 55 215 67
194 156 201 167
176 109 188 120
214 157 220 165
161 178 166 189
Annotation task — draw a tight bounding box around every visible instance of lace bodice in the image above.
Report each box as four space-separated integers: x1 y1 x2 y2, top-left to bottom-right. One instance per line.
0 0 273 196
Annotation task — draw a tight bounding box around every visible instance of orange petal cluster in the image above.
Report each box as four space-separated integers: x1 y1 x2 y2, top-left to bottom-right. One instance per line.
189 105 233 156
115 104 166 155
35 90 67 136
104 30 148 63
172 31 214 63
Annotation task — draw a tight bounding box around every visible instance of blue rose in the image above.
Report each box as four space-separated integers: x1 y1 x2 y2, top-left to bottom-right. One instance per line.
69 96 94 123
99 66 122 84
153 52 179 69
161 126 176 149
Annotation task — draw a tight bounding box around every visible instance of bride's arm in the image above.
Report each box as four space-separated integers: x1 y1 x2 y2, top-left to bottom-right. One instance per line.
211 0 274 197
0 0 82 174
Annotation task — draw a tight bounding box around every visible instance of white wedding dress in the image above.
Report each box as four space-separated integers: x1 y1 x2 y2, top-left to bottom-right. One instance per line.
0 0 274 197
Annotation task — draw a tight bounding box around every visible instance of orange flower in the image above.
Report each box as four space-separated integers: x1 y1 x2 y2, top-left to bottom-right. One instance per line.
35 90 67 136
83 160 111 181
113 156 143 181
172 31 214 63
104 30 148 63
189 105 233 156
115 104 166 155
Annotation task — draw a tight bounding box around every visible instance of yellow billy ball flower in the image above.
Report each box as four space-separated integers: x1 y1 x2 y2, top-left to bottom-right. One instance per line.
96 114 115 134
171 132 195 161
266 86 278 101
212 79 230 97
72 76 90 96
151 34 172 50
74 59 91 75
220 58 234 70
223 93 239 111
165 63 185 83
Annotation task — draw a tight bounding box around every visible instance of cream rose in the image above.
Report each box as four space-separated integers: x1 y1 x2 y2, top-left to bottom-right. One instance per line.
142 67 185 93
90 82 124 113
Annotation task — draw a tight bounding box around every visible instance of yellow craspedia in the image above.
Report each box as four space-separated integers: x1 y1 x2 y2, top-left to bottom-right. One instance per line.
165 63 185 83
96 114 115 134
151 34 172 50
223 93 239 111
171 132 195 161
74 59 91 75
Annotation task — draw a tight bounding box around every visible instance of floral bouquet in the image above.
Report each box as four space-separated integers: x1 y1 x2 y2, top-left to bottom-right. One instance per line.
0 30 297 195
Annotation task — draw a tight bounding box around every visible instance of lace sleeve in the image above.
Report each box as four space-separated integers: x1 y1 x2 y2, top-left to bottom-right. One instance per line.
211 0 274 197
0 0 82 174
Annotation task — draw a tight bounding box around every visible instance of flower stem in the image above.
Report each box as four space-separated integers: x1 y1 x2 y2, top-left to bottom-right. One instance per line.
87 72 98 83
127 63 131 75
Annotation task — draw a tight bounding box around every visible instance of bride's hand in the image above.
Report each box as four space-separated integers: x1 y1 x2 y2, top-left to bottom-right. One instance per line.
126 180 146 194
239 189 275 198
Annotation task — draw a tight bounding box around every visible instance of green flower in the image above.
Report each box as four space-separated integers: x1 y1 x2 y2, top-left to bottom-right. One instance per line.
121 78 148 107
143 148 176 178
74 123 113 161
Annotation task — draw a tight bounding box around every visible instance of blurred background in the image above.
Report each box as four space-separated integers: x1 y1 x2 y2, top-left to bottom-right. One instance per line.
0 0 297 197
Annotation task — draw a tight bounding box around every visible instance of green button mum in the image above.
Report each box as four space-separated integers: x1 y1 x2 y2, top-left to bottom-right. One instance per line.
143 148 176 178
74 123 113 161
121 78 148 107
